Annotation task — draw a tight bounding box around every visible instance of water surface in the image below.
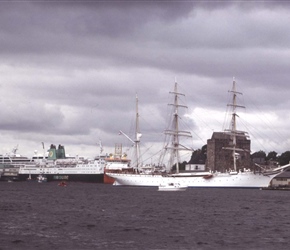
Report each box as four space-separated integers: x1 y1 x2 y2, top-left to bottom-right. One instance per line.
0 182 289 250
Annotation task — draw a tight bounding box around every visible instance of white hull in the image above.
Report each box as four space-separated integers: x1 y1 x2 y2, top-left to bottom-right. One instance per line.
19 162 105 182
158 183 187 191
107 167 289 188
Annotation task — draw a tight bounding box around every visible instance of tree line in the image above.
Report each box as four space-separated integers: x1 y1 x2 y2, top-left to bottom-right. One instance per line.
250 150 290 166
172 146 290 171
188 145 290 166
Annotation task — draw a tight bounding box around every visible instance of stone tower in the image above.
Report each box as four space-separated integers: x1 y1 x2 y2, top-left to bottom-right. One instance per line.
206 132 251 172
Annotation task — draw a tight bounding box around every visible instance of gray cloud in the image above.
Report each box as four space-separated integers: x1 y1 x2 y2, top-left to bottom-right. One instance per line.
1 1 290 159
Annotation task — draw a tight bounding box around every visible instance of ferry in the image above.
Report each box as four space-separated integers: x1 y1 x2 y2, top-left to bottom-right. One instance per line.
18 144 105 182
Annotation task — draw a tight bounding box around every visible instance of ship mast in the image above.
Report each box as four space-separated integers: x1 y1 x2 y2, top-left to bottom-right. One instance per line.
119 94 142 172
164 81 192 174
224 78 247 172
134 94 142 171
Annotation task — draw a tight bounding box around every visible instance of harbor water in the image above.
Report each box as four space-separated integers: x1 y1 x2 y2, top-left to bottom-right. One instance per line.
0 182 289 250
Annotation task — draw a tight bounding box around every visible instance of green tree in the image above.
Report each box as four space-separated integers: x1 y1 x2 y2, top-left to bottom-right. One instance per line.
201 144 207 155
251 150 266 159
188 145 207 164
172 161 187 171
278 151 290 166
266 151 278 161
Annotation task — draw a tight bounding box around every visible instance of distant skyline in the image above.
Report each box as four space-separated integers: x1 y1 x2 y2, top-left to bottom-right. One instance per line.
1 1 290 162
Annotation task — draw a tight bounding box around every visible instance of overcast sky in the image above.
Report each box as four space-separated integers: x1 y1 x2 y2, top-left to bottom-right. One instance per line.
1 0 290 162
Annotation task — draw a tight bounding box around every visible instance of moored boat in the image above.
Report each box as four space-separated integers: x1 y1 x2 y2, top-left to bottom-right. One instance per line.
18 144 105 182
37 174 47 183
104 149 131 184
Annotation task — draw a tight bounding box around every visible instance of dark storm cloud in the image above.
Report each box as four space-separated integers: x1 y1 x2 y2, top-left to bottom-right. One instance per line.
0 0 195 54
2 1 289 85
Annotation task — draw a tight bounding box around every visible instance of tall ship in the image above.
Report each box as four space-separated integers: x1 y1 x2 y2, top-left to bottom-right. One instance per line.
18 144 105 182
106 80 290 188
0 146 33 181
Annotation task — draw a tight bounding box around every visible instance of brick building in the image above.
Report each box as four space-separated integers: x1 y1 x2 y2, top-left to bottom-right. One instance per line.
206 132 252 172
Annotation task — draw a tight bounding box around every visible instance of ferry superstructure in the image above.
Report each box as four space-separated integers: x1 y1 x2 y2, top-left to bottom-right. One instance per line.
0 146 32 181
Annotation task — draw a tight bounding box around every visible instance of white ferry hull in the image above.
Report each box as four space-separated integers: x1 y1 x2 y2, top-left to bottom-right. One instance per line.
18 163 105 182
107 171 286 188
19 173 104 182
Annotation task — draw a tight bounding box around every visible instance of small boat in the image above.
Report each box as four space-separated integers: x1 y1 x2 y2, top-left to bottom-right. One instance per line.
58 181 67 187
37 175 47 183
158 182 187 191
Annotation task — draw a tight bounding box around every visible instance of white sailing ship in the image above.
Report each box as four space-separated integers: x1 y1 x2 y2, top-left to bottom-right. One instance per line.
107 80 290 188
